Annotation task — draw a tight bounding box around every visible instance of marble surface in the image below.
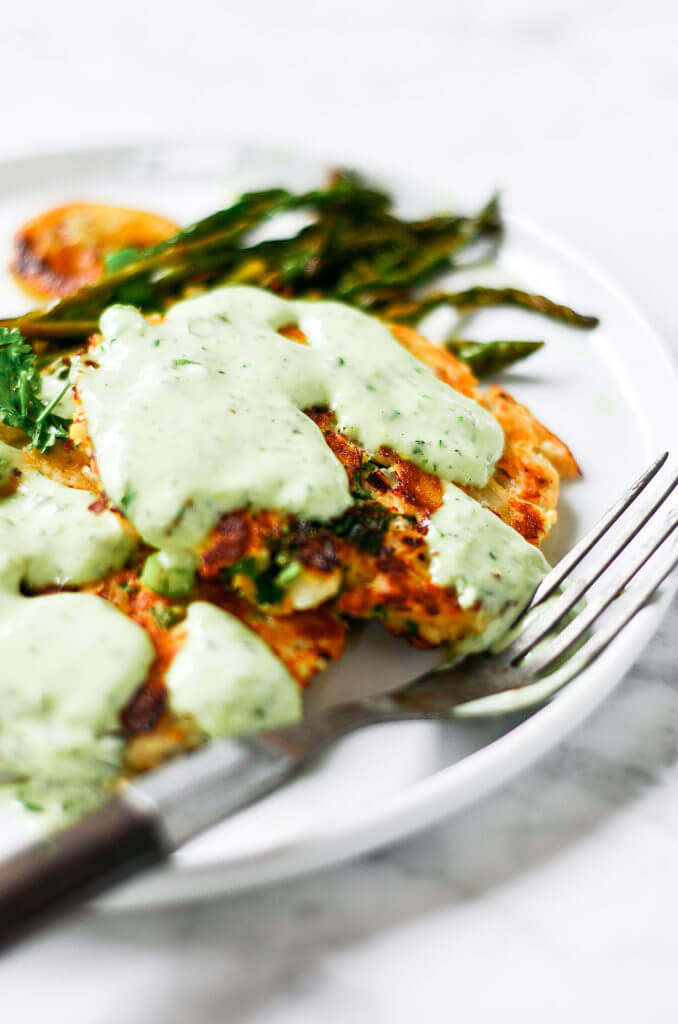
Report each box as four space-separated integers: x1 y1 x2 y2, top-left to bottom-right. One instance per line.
1 0 677 1018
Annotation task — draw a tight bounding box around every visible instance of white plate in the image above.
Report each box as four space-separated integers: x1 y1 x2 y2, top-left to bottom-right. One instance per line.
0 144 675 908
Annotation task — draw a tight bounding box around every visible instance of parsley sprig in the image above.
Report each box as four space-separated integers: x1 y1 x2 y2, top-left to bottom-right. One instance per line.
0 327 71 451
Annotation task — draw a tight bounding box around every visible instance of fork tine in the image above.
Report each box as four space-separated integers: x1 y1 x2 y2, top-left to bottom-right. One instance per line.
552 541 678 682
529 452 669 609
506 457 678 664
452 541 678 719
523 510 678 676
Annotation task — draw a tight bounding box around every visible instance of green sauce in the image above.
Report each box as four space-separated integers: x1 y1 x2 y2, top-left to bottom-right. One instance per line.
426 483 549 656
0 447 153 820
0 572 154 822
77 286 503 554
167 602 301 736
0 447 135 589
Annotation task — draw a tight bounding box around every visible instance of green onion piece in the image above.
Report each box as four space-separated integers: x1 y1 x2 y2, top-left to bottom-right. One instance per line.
274 559 303 588
141 550 197 598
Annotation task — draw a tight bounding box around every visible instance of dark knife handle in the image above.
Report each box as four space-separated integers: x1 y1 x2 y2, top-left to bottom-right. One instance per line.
0 797 165 952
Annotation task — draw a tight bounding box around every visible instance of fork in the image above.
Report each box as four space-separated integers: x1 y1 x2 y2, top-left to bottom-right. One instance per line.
1 454 676 949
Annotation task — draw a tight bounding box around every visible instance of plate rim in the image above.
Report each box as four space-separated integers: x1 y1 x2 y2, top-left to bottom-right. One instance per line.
0 142 675 907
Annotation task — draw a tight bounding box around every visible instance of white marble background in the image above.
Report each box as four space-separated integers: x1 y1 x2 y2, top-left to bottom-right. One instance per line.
1 0 678 1018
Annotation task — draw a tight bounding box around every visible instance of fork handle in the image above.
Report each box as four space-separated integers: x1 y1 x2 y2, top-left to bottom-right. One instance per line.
0 699 402 950
0 737 298 951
